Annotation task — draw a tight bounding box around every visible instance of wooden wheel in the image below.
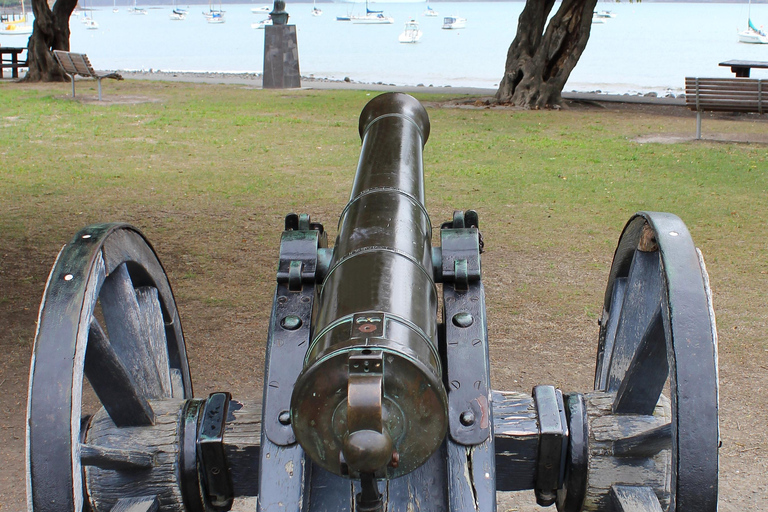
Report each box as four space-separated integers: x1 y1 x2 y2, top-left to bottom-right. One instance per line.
593 212 719 512
26 224 192 512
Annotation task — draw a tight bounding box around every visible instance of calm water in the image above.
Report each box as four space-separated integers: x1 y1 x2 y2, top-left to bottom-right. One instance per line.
62 1 768 94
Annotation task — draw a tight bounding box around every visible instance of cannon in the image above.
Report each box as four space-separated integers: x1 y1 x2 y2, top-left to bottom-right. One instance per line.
25 93 719 512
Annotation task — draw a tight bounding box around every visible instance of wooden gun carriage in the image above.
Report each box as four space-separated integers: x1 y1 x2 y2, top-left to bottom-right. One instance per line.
25 93 719 512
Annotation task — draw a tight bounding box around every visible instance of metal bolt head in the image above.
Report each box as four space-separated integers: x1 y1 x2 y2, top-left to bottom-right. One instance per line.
459 411 475 426
278 411 291 425
452 312 474 328
280 315 302 330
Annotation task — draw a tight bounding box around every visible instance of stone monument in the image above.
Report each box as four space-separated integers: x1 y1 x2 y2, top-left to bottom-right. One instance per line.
263 0 301 89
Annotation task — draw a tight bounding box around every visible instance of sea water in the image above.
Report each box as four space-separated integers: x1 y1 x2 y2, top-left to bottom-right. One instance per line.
66 1 768 95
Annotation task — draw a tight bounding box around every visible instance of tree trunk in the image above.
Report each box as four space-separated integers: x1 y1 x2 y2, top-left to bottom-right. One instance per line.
22 0 78 82
495 0 598 109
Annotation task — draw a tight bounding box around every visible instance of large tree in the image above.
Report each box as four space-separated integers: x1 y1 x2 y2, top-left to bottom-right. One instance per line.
495 0 599 109
23 0 78 81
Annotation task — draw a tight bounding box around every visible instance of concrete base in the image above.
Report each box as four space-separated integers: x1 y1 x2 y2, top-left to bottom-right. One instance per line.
263 25 301 89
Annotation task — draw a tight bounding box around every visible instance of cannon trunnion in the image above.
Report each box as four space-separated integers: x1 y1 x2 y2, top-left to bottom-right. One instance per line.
25 93 719 512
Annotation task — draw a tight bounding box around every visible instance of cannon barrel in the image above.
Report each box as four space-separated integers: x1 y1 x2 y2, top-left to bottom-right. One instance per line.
290 93 448 479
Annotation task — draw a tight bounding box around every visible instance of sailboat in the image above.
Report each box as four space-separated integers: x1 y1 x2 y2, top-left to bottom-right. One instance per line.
422 0 437 17
311 0 322 17
203 0 225 23
351 0 393 24
739 0 768 44
79 0 99 29
0 0 32 35
170 0 187 20
128 0 147 15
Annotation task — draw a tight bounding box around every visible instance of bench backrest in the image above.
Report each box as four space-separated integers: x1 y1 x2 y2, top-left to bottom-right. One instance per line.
685 77 765 114
53 50 97 78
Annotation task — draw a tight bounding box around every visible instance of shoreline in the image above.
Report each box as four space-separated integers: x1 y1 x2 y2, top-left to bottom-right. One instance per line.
118 70 687 105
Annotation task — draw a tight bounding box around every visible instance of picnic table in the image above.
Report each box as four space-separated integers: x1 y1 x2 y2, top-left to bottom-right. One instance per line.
719 60 768 78
0 46 27 79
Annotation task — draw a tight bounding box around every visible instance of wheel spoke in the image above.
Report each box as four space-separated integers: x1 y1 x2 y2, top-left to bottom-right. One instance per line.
595 277 627 390
613 307 669 415
610 485 664 512
613 423 672 458
136 286 173 398
80 443 154 470
111 496 160 512
84 319 155 427
606 249 662 393
100 262 165 399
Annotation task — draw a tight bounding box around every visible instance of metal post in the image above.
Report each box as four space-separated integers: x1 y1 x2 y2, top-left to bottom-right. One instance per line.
71 75 76 98
696 111 701 140
98 78 103 101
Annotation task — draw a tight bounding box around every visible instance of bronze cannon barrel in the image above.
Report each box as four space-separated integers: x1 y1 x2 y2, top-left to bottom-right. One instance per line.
290 93 448 479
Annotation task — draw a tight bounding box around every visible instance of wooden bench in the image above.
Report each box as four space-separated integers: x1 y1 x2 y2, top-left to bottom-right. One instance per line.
53 50 123 101
684 77 765 139
0 46 28 79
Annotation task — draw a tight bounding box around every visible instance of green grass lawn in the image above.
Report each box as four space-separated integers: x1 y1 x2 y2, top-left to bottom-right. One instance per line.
1 81 766 351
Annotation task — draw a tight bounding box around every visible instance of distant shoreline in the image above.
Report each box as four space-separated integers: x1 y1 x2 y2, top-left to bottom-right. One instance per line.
117 69 686 105
11 0 765 7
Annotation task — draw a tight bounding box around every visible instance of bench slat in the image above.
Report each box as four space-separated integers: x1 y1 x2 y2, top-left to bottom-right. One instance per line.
683 77 764 115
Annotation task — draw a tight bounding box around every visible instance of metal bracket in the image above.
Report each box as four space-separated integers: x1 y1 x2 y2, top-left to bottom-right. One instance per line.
263 214 326 446
533 386 569 507
441 210 491 446
198 392 234 511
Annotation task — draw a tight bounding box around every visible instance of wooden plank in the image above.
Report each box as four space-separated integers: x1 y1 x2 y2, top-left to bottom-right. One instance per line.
610 485 664 512
493 390 538 491
136 286 172 398
110 496 159 512
613 423 672 458
596 277 627 390
606 250 662 393
613 307 669 415
80 443 154 470
84 318 155 427
385 446 448 512
100 262 166 400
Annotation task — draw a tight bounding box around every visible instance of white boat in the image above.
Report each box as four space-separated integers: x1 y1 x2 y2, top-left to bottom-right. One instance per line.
128 0 148 16
0 17 32 35
442 16 465 29
311 7 322 16
252 17 271 29
739 1 768 44
207 12 225 23
739 22 768 44
85 18 99 29
251 5 270 13
170 9 187 20
398 19 422 43
422 5 438 17
352 12 393 24
0 0 32 35
351 0 393 24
